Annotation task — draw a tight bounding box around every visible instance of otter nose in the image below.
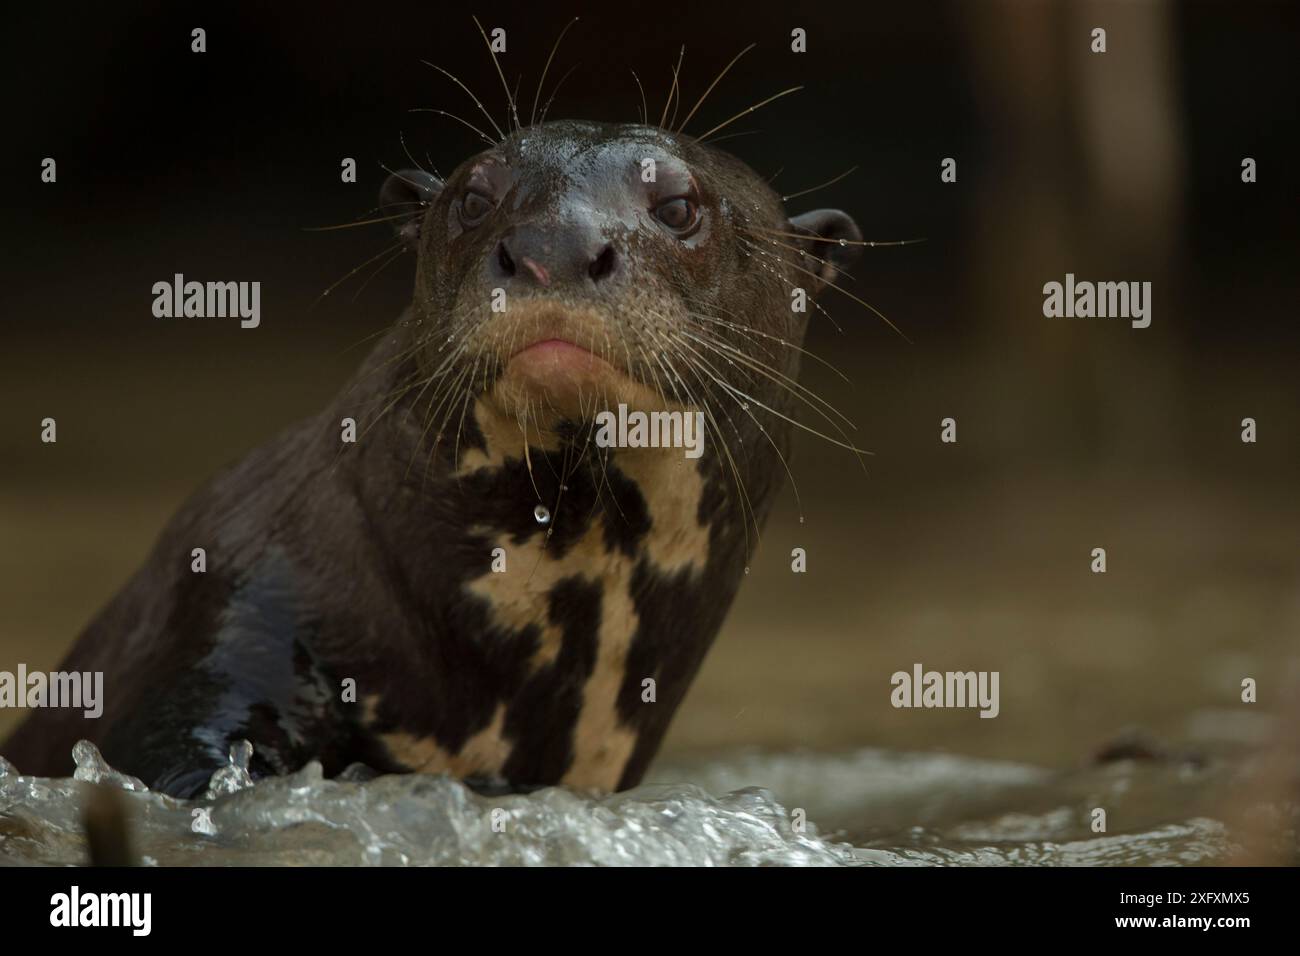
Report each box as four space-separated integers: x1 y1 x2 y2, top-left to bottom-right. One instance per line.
492 224 618 287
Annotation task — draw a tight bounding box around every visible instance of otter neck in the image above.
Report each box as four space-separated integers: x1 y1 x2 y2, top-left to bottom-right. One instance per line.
340 329 761 790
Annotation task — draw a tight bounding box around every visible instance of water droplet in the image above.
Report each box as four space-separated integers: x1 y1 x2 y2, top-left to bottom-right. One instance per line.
229 740 253 770
743 566 750 575
72 740 108 781
839 238 848 247
71 740 148 790
205 740 256 798
534 504 551 524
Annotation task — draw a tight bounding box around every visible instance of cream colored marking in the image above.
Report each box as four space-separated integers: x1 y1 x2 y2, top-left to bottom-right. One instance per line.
467 525 591 668
562 580 639 789
453 402 523 475
615 452 711 575
370 699 513 777
456 399 710 790
433 318 715 790
466 515 642 790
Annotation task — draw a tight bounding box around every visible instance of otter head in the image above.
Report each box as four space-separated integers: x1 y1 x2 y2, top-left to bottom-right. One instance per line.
379 120 860 453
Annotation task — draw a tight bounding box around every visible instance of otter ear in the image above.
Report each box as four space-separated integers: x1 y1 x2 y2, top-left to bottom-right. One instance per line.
380 169 443 248
786 208 862 291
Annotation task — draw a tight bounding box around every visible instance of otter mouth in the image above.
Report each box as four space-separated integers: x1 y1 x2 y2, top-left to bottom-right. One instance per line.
507 332 620 372
475 301 665 421
509 336 602 363
502 332 625 406
490 303 626 385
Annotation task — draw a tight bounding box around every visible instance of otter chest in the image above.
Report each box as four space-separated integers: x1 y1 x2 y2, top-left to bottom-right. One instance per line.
377 447 711 791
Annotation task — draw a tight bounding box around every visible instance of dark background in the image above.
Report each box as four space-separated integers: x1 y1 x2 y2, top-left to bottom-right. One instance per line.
2 1 1298 778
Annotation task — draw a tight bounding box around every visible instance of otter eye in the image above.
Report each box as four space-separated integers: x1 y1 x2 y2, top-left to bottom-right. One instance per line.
460 190 494 226
653 197 699 235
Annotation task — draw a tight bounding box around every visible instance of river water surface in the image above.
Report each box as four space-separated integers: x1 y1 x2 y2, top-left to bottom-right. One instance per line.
1 736 1292 866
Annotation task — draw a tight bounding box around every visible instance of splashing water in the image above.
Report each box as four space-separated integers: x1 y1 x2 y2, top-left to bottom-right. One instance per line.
0 741 1291 866
0 742 853 866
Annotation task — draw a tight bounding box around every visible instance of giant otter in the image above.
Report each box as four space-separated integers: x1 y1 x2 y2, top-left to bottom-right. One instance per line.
3 118 861 797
